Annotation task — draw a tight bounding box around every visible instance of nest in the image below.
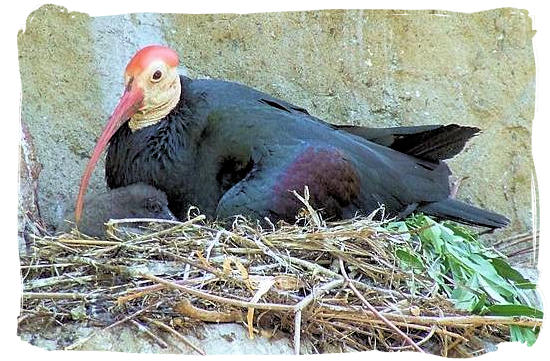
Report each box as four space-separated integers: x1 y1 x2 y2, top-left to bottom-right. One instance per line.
18 204 539 357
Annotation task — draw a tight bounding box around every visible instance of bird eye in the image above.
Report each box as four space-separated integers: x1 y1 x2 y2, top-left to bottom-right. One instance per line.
145 199 162 213
151 70 163 82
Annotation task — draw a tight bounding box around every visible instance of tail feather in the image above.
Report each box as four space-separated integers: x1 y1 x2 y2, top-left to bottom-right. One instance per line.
391 124 480 161
336 124 480 162
419 198 510 228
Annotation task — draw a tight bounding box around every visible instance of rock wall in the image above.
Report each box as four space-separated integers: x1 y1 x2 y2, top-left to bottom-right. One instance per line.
18 5 536 237
19 323 310 354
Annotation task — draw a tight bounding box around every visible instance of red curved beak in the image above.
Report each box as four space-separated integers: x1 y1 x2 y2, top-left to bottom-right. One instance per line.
75 85 144 223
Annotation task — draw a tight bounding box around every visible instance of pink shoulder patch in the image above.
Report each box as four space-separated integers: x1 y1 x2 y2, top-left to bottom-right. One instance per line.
272 146 360 219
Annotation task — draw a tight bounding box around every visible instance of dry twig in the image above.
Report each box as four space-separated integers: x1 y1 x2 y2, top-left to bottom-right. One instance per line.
19 211 532 356
338 256 425 353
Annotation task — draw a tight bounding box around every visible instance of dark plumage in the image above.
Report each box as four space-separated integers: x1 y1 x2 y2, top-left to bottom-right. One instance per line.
71 183 175 237
335 124 481 162
74 46 509 229
104 75 508 228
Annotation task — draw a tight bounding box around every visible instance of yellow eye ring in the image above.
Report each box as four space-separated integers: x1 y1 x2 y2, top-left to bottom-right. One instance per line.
151 70 163 82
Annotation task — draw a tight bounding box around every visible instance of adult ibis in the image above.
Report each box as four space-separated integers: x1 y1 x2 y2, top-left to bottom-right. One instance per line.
75 45 509 228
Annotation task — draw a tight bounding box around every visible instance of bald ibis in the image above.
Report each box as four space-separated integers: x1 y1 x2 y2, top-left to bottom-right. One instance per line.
75 45 509 228
71 183 174 237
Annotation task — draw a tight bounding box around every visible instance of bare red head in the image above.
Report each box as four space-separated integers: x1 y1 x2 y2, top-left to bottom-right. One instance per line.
74 45 180 223
125 45 179 76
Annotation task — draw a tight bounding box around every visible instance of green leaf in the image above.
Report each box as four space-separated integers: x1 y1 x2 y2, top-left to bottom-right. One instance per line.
387 221 411 241
470 254 505 279
478 275 513 303
445 242 470 260
451 288 478 311
395 214 541 323
444 247 516 299
468 255 517 297
522 328 539 346
487 304 543 319
438 224 463 244
452 293 478 311
510 324 522 341
419 217 443 253
450 274 492 312
471 293 488 314
395 248 424 270
491 258 537 289
510 325 539 346
387 221 408 232
426 263 449 295
442 222 477 242
447 254 470 282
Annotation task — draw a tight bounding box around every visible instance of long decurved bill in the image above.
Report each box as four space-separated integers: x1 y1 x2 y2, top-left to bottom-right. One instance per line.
74 86 144 223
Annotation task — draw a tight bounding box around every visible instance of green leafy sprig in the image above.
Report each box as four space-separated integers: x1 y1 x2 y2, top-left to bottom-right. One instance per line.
387 214 542 346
